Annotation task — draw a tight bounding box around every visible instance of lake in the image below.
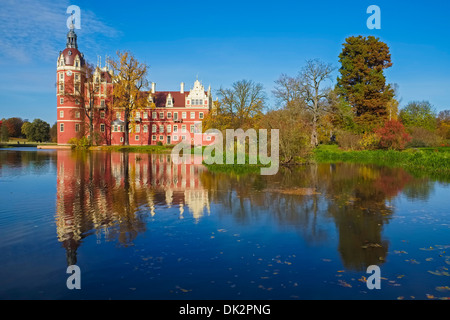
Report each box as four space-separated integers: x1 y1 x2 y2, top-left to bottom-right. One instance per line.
0 148 449 300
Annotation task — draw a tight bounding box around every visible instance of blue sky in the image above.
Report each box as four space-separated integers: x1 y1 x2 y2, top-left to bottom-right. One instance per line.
1 0 449 125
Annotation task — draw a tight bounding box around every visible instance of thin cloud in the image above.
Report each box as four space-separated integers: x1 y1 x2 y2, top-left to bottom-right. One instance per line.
0 0 120 63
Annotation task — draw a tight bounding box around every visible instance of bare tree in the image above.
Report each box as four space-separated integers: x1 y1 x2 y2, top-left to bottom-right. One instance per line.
299 59 335 147
217 79 266 129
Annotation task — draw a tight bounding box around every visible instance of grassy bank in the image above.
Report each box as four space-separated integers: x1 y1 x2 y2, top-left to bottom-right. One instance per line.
314 145 450 176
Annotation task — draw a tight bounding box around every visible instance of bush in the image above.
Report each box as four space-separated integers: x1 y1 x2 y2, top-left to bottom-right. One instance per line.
336 131 362 150
68 136 91 149
156 141 163 146
407 127 442 148
374 120 411 150
359 132 380 150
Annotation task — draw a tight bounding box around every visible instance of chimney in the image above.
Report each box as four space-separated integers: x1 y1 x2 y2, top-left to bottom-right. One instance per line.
151 82 156 94
180 82 185 94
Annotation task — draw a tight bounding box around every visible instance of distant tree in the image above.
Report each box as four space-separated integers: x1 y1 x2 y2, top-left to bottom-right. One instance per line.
399 101 436 131
50 122 58 143
1 123 9 142
3 117 24 138
21 121 32 139
22 119 50 142
215 79 266 129
109 51 149 145
337 35 394 131
437 109 450 141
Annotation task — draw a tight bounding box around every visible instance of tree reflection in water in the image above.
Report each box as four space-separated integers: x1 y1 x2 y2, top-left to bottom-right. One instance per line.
55 150 433 272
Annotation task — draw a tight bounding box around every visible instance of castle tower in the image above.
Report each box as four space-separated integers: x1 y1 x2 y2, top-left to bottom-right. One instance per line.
57 25 86 144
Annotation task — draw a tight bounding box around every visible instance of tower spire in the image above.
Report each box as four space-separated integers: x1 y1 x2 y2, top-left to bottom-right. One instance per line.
66 22 78 49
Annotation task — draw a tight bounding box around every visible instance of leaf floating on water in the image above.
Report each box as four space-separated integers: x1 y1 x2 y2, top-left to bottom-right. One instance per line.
217 229 227 233
175 286 192 293
322 259 332 262
338 280 352 288
358 276 367 283
426 294 435 299
397 296 404 300
435 286 450 292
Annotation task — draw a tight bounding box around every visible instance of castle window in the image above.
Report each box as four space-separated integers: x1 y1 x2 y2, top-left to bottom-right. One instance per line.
136 124 140 133
116 111 120 119
100 124 105 132
135 135 139 141
159 135 164 141
60 110 64 118
173 125 178 133
159 112 164 119
75 111 80 118
75 99 80 105
167 112 172 119
190 125 194 133
75 124 80 132
199 112 204 119
182 112 186 119
143 125 148 133
100 111 105 119
152 135 156 141
113 125 118 132
143 112 148 119
60 73 64 80
190 112 195 119
181 125 186 133
167 125 171 133
152 112 157 119
159 125 164 133
152 125 156 133
60 123 64 132
60 98 64 104
101 100 105 108
173 135 178 141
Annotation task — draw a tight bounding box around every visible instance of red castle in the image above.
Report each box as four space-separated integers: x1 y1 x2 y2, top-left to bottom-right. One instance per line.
57 27 215 146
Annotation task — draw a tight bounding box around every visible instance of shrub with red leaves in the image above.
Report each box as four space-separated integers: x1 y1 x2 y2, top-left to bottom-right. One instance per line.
375 120 412 150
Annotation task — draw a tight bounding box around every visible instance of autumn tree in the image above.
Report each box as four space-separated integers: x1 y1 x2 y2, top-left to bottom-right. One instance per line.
437 110 450 141
109 51 149 145
3 117 24 138
337 35 394 131
273 59 335 147
215 79 266 130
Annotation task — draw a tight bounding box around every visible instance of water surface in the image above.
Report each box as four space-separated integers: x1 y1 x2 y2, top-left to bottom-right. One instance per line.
0 148 449 300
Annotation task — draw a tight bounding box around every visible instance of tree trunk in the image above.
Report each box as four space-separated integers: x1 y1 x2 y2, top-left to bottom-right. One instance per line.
124 109 129 145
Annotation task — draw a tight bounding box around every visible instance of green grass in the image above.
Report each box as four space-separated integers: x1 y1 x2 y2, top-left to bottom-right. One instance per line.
314 144 450 177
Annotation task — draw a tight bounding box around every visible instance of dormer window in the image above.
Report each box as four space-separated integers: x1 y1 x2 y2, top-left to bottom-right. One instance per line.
166 93 173 107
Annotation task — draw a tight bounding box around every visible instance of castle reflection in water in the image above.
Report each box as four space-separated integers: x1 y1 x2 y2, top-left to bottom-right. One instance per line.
55 151 210 265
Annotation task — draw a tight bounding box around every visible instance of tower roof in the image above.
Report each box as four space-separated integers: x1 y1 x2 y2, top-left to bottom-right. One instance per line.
59 27 85 67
